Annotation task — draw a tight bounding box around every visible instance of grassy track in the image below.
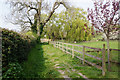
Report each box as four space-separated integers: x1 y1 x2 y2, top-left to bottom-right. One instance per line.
22 42 118 78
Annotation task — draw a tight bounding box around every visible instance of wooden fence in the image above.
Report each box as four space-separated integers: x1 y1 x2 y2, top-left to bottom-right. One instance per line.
86 48 120 63
50 41 120 76
49 41 118 76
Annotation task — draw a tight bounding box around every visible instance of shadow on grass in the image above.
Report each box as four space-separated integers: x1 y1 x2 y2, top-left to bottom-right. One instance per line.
22 42 62 78
22 43 48 78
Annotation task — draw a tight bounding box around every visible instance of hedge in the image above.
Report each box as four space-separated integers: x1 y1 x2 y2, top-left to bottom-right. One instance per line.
2 28 37 76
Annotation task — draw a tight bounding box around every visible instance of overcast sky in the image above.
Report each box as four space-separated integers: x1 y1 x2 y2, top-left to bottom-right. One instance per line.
0 0 94 32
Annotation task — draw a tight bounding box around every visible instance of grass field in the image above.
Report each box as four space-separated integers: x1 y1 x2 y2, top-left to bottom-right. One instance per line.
58 40 119 63
75 40 119 63
74 40 119 49
56 40 119 78
21 42 119 78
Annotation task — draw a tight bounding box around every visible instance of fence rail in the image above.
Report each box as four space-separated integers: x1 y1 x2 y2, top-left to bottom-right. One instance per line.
109 48 120 51
84 46 102 51
49 41 119 76
49 41 105 76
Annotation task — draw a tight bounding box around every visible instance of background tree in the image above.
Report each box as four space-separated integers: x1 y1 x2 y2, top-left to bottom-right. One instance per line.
63 8 92 42
87 0 119 70
44 13 62 40
7 0 71 42
44 7 93 42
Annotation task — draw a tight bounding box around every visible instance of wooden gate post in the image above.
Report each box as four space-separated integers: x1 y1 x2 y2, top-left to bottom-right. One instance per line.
102 44 106 76
82 46 85 65
72 45 74 58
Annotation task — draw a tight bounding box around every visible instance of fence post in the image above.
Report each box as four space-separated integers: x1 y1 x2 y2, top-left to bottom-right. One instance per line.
52 41 53 47
55 42 57 48
53 41 54 47
56 42 57 47
62 43 64 51
72 45 74 58
58 42 60 49
57 42 59 48
109 49 112 62
59 43 61 49
97 51 99 57
59 42 60 49
102 44 106 76
56 42 57 48
82 46 85 65
66 44 67 53
54 41 55 47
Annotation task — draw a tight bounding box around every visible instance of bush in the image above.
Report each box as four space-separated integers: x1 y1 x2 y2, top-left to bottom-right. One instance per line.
2 28 37 77
2 62 23 78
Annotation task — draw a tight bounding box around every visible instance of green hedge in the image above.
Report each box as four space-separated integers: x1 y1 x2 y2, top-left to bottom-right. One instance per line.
2 28 37 77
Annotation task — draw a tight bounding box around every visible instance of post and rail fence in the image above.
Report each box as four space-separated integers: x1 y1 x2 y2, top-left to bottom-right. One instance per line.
49 41 120 76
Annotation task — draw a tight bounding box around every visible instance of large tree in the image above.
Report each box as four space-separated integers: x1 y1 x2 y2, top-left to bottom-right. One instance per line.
45 7 93 42
63 8 92 42
87 0 119 70
7 0 70 42
44 13 62 40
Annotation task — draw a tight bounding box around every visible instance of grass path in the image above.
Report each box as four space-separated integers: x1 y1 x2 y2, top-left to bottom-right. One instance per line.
22 43 87 79
22 43 118 79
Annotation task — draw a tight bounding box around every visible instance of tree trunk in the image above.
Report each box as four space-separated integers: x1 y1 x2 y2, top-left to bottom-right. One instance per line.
106 37 110 71
37 23 44 43
37 21 40 36
36 16 40 43
36 1 42 43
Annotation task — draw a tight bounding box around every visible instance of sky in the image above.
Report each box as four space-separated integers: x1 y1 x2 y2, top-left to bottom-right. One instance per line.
0 0 94 32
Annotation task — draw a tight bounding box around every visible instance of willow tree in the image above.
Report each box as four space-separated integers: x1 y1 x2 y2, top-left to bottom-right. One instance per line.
44 7 92 42
44 13 62 40
63 8 92 42
7 0 71 42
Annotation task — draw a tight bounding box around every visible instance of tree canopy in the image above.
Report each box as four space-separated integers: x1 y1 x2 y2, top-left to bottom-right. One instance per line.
44 7 93 42
7 0 71 41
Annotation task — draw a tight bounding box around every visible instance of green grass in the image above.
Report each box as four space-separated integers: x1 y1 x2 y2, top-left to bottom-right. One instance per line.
74 40 119 49
21 42 119 78
60 38 119 63
22 43 62 78
55 40 119 78
25 31 38 38
91 35 103 41
59 40 119 63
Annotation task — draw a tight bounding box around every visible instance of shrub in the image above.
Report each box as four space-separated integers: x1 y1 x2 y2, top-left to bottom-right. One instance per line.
2 28 37 77
2 62 23 78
